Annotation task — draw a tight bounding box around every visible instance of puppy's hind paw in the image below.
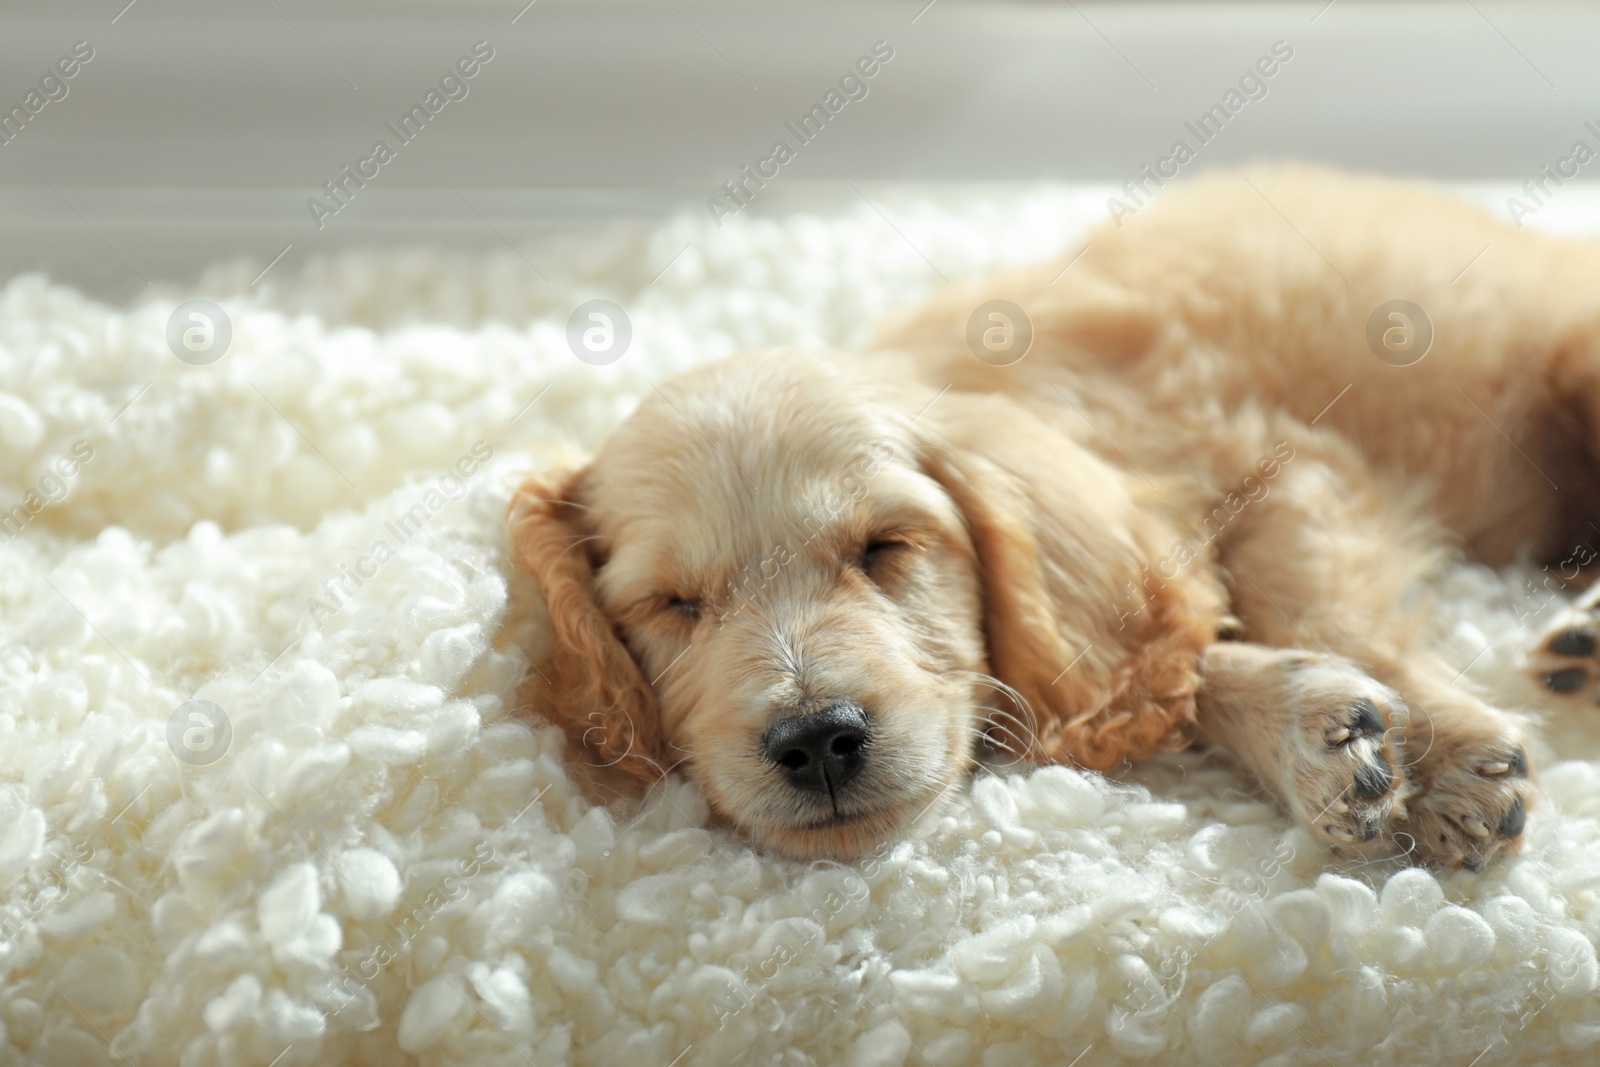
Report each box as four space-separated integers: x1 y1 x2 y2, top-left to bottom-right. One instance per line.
1278 663 1413 855
1526 589 1600 700
1394 718 1534 872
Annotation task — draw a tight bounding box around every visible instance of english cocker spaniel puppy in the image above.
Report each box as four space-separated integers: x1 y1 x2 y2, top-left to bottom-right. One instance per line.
510 166 1600 871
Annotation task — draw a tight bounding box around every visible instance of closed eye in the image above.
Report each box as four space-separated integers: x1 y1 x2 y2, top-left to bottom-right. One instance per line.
665 595 702 621
858 537 910 578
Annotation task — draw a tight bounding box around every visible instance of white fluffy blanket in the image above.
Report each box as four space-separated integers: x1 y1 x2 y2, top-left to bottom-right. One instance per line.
3 187 1599 1067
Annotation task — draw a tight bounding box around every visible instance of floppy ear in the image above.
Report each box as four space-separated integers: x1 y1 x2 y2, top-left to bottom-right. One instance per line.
508 466 665 785
918 395 1225 769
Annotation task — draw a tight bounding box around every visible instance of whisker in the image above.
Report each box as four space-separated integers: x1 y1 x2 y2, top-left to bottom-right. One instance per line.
551 534 605 564
976 705 1041 750
944 668 1039 741
960 723 1031 762
960 705 1042 771
506 496 607 542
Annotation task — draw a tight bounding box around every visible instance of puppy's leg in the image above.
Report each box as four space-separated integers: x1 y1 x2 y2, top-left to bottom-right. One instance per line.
1213 443 1535 869
1196 642 1410 852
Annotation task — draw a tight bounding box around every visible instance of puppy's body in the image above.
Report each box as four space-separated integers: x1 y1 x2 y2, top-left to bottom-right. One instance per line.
515 167 1596 869
877 166 1600 565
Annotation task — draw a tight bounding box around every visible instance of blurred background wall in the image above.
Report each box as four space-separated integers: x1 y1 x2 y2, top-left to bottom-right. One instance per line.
1 0 1593 299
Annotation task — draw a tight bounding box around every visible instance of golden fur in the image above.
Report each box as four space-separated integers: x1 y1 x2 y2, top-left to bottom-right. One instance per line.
510 166 1600 869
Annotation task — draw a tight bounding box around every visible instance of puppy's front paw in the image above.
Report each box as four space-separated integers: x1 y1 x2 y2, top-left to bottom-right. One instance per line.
1277 661 1413 854
1394 709 1534 871
1526 587 1600 699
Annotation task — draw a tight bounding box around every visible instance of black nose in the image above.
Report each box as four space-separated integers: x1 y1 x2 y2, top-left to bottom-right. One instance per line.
761 702 871 794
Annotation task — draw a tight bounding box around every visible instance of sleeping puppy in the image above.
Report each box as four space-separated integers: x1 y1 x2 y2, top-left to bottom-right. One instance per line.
511 166 1600 870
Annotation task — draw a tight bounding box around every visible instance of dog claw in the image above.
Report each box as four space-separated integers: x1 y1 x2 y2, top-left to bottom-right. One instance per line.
1464 816 1492 838
1325 700 1385 749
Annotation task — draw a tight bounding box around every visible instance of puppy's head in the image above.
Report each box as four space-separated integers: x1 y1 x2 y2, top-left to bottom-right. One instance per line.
511 351 1217 859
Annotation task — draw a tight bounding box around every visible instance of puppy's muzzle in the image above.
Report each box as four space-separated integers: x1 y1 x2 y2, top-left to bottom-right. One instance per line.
762 701 871 794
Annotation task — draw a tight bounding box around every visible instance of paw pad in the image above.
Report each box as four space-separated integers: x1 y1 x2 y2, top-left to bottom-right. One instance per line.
1548 627 1596 658
1353 753 1394 798
1542 667 1586 694
1497 796 1527 839
1399 731 1536 871
1528 606 1600 700
1326 698 1386 746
